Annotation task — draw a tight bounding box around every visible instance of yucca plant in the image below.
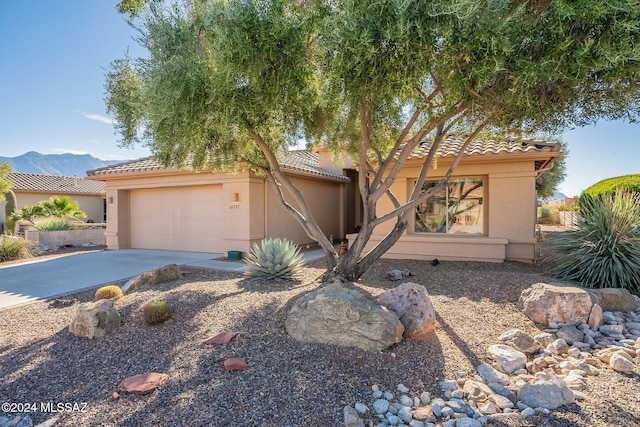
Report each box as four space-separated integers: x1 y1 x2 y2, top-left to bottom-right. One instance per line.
552 191 640 295
244 237 305 280
32 218 75 231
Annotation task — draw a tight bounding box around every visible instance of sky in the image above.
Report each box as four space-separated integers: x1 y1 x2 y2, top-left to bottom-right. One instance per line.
1 1 638 198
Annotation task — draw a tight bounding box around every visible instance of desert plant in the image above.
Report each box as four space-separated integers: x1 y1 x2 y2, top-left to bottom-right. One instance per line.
537 206 559 224
41 195 87 220
583 174 640 198
244 237 305 281
95 285 124 301
4 190 16 234
32 218 75 231
552 191 640 295
0 235 33 262
143 300 172 325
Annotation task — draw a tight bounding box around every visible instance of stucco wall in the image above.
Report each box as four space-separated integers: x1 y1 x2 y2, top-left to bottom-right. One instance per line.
349 153 544 263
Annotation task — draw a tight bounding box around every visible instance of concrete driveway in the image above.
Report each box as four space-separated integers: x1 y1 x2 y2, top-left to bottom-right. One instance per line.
0 249 230 310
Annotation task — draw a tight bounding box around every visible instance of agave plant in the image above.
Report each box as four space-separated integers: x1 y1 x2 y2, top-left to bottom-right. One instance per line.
244 237 305 280
552 191 640 294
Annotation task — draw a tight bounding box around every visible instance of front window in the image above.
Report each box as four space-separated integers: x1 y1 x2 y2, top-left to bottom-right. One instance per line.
414 178 484 234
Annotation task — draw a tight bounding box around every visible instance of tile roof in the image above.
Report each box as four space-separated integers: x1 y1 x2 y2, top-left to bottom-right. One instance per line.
408 135 561 159
87 151 350 181
7 172 106 195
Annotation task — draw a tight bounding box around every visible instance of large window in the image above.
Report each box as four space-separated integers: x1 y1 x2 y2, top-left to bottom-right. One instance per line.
414 178 484 234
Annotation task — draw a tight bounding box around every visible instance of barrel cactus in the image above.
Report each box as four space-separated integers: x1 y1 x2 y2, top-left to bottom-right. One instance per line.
95 285 124 301
244 237 305 280
143 301 172 325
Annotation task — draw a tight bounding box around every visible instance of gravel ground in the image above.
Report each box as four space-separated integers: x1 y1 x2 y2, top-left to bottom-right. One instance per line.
1 231 639 426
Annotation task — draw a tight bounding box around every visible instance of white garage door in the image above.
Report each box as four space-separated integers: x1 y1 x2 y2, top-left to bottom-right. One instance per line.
129 185 223 252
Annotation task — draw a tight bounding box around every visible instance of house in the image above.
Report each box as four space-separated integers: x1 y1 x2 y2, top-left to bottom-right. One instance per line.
87 151 349 253
88 137 560 263
350 136 562 263
1 172 106 227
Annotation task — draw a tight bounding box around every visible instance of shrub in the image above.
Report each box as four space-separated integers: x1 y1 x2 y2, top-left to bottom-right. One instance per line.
95 285 124 301
552 191 640 295
143 301 172 325
537 206 559 224
0 235 33 262
582 174 640 198
32 218 75 231
244 237 305 280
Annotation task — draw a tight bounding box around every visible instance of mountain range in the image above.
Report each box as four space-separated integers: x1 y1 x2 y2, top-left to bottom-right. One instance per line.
0 152 124 178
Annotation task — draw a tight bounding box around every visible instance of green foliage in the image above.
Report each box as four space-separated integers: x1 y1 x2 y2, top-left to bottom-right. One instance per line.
536 142 568 199
95 285 124 301
552 191 640 295
32 218 75 231
0 235 33 262
583 174 640 198
143 300 172 325
537 206 559 224
4 190 17 234
0 162 11 201
41 196 87 220
10 204 45 225
245 237 305 280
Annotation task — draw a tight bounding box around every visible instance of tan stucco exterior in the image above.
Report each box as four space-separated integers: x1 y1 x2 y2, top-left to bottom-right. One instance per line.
1 191 105 225
96 168 345 254
347 149 559 263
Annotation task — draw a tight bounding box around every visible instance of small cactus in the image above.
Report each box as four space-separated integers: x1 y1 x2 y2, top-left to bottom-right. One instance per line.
143 301 172 325
244 237 305 280
95 285 123 301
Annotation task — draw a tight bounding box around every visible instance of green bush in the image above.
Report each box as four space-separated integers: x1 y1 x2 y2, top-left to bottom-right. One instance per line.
583 174 640 198
0 235 33 262
32 218 75 231
244 237 305 280
552 191 640 295
537 206 559 224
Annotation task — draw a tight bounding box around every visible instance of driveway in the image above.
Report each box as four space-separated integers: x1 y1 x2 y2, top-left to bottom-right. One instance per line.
0 249 227 310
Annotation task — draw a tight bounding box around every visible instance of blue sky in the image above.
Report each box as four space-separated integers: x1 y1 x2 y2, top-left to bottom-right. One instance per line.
1 1 638 197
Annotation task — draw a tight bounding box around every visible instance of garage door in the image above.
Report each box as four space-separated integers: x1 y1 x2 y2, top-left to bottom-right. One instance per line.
129 185 224 252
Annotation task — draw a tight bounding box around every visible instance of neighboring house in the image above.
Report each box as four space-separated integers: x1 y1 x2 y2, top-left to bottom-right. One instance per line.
88 137 560 263
87 151 349 254
1 172 106 226
352 136 562 263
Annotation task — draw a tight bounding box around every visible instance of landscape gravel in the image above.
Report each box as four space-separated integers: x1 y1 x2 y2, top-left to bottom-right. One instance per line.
1 231 639 426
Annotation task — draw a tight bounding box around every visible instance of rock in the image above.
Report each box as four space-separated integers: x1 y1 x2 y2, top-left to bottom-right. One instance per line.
398 407 413 422
388 269 412 281
557 325 584 345
373 399 390 414
119 372 169 395
224 358 248 371
490 393 515 409
588 304 603 329
487 344 527 373
16 416 33 427
517 372 574 409
412 405 433 420
518 283 593 326
498 329 542 354
399 394 414 407
203 331 239 344
285 281 404 351
546 339 569 355
462 380 493 401
121 264 183 294
455 418 481 427
609 353 635 373
599 324 624 336
477 363 510 385
344 406 364 427
534 332 556 347
354 403 368 414
587 288 639 313
378 282 436 339
521 407 537 417
68 299 121 339
34 418 61 427
397 383 410 393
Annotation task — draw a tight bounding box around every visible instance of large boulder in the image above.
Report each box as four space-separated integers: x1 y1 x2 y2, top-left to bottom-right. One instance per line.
517 283 593 326
69 299 121 339
377 282 436 339
517 372 574 409
121 264 183 294
587 288 639 313
285 281 404 351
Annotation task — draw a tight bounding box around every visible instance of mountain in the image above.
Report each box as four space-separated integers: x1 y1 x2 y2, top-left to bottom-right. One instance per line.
0 152 123 177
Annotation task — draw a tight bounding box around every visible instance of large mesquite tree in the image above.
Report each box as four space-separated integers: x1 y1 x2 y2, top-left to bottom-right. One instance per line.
107 0 640 281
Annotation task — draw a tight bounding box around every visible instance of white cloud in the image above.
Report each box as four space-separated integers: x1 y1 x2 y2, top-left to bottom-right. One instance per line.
51 148 90 155
77 111 114 125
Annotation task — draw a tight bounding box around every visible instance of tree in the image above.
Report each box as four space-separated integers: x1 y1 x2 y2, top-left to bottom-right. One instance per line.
0 162 11 201
107 0 640 281
536 141 567 199
40 196 87 220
